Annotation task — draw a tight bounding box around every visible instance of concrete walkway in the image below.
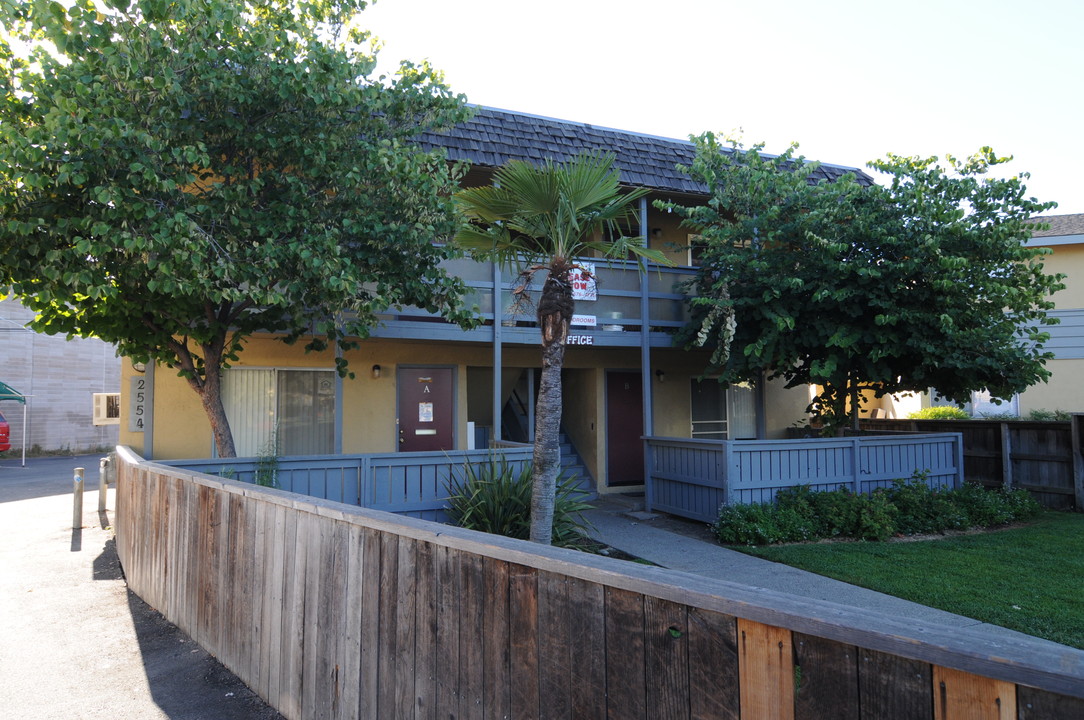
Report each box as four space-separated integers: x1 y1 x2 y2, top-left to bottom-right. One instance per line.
584 493 1058 644
0 455 282 720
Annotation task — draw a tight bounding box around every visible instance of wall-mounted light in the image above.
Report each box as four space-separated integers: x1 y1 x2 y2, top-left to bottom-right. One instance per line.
655 369 665 383
132 361 146 374
651 228 663 240
371 364 381 379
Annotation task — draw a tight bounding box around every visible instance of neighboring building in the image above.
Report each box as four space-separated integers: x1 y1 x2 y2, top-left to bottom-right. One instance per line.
873 213 1082 419
1015 213 1084 414
118 107 873 493
0 296 121 453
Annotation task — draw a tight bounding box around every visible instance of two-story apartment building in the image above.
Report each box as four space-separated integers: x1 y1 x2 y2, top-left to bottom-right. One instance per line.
118 107 873 492
1013 214 1084 414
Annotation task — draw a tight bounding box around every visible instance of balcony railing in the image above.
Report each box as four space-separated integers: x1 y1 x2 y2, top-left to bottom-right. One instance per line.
369 256 696 347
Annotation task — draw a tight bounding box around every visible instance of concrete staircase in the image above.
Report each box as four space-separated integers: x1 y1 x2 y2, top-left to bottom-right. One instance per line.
558 431 594 497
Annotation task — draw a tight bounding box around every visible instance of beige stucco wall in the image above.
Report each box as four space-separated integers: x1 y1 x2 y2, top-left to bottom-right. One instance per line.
124 333 814 493
561 368 601 487
1038 243 1084 309
1018 359 1084 414
1014 241 1084 414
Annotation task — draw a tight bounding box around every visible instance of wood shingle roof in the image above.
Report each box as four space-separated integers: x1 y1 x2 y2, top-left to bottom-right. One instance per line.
418 106 874 195
1029 214 1084 238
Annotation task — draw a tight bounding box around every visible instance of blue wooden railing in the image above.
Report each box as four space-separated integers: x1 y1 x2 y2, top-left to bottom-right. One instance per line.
366 256 695 348
161 447 533 522
644 433 965 522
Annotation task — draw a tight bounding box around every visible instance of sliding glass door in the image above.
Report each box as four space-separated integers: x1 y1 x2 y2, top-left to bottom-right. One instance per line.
222 368 335 456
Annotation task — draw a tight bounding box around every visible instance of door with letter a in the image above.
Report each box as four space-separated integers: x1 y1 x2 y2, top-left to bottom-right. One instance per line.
398 367 455 452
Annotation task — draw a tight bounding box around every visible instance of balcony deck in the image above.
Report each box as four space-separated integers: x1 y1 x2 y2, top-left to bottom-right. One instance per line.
368 256 696 347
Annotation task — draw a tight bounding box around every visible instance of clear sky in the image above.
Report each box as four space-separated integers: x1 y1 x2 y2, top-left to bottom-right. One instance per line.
362 0 1082 216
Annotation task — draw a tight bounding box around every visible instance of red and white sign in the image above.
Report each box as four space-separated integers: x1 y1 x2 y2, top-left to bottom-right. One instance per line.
570 263 597 301
571 314 597 327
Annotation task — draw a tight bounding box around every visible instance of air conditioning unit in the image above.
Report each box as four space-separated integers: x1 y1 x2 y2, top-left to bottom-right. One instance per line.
93 393 121 426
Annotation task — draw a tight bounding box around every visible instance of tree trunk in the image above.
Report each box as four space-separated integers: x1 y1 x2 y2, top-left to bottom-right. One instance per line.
530 265 573 544
199 346 237 458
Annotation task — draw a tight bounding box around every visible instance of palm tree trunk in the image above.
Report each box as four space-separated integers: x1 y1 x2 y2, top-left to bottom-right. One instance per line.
529 267 573 544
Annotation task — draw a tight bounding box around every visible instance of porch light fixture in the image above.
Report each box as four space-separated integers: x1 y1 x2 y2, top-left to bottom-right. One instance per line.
371 364 381 379
655 369 665 383
132 361 146 373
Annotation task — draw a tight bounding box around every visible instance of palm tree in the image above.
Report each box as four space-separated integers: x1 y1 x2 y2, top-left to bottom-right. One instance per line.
455 151 672 544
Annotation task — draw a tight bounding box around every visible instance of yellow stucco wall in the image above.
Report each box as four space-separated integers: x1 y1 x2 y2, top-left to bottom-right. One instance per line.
561 368 601 486
1036 243 1084 309
1016 242 1084 413
125 332 814 476
1018 359 1084 414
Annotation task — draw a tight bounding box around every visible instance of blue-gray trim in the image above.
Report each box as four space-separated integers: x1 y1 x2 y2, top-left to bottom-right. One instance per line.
492 263 503 443
1042 308 1084 359
145 362 155 459
418 106 874 194
639 196 654 491
526 367 535 442
334 346 344 454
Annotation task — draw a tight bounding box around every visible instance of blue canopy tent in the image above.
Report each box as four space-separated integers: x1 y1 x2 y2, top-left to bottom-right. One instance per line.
0 380 28 466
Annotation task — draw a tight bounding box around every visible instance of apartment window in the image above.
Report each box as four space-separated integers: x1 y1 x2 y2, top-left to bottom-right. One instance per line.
222 368 335 457
691 380 757 440
687 234 708 267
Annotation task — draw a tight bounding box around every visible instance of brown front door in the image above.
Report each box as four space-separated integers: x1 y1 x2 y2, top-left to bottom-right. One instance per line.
606 371 644 486
398 367 454 452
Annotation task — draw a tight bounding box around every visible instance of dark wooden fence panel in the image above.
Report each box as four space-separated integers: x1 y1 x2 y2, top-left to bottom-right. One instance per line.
115 447 1084 720
861 417 1084 509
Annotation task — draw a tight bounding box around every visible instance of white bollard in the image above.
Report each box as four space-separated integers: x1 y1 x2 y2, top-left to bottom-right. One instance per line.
98 457 109 513
73 467 84 529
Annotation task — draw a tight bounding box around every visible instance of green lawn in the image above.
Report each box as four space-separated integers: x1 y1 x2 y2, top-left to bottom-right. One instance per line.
737 511 1084 649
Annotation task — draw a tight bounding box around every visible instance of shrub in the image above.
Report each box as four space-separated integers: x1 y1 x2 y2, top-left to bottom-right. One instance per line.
1025 408 1070 422
711 502 818 546
953 482 1040 527
852 492 898 541
907 406 970 420
712 478 1043 546
881 476 968 535
446 455 594 548
975 411 1020 421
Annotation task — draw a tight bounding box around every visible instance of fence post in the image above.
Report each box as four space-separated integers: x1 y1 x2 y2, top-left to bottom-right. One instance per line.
359 456 371 508
723 441 733 506
851 437 861 495
643 439 653 513
1072 414 1084 512
953 432 965 490
1001 423 1013 490
73 467 84 529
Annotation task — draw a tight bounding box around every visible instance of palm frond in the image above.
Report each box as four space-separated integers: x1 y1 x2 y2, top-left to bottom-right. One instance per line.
454 151 674 272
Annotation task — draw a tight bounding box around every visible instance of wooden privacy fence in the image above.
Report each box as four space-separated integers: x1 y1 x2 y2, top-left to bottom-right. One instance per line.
644 433 964 523
162 447 533 522
861 415 1084 510
115 446 1084 720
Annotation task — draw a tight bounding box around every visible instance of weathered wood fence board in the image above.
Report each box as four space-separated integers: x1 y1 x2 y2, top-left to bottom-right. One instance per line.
645 434 964 522
861 416 1084 510
115 447 1084 720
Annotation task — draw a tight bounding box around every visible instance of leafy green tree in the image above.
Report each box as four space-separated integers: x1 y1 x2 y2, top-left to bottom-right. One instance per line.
0 0 474 457
455 152 672 544
664 134 1063 431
